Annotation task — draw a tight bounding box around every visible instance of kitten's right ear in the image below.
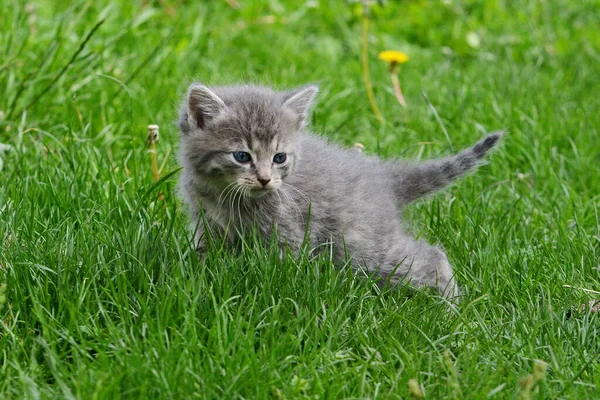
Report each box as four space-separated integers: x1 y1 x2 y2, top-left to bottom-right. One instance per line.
282 85 319 126
185 83 227 131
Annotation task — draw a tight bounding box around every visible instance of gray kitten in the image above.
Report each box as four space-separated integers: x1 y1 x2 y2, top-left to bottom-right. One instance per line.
178 83 502 299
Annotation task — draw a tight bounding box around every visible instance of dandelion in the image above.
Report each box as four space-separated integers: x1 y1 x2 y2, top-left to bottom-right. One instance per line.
378 50 409 64
147 124 160 182
379 50 409 107
360 1 383 123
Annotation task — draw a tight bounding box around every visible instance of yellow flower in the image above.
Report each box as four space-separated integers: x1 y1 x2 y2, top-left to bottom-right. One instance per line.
378 50 409 64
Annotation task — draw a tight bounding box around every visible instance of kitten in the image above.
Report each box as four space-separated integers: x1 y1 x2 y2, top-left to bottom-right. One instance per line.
178 83 502 299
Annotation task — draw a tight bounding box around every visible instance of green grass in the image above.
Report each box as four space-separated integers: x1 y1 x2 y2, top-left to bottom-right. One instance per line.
1 0 599 398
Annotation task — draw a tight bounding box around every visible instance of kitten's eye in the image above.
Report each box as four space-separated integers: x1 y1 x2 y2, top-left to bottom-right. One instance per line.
273 153 287 164
233 151 251 163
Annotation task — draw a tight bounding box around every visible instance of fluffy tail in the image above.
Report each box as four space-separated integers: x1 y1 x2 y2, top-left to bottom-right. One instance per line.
391 131 503 204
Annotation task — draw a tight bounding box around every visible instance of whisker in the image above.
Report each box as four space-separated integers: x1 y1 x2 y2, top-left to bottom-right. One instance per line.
216 181 238 210
274 188 284 223
228 186 238 226
282 182 311 205
235 186 244 227
279 187 304 224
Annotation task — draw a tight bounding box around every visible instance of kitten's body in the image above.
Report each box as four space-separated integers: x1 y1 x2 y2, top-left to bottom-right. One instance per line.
178 83 501 299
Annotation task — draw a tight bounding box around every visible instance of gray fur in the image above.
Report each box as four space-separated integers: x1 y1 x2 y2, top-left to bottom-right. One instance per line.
178 83 502 299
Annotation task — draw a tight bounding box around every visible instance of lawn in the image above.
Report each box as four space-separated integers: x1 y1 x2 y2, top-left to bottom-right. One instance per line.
1 0 599 398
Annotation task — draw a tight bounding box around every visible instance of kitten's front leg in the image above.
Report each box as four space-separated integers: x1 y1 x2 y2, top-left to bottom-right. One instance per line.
272 222 305 260
191 217 206 258
192 212 233 261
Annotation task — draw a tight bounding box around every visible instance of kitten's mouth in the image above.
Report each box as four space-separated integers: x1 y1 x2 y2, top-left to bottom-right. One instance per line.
248 187 273 197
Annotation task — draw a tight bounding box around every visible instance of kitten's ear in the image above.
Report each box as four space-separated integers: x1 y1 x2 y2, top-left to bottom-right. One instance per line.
282 85 319 125
185 83 228 131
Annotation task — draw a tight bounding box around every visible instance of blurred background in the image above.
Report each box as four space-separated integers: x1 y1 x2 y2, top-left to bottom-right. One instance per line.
2 0 598 151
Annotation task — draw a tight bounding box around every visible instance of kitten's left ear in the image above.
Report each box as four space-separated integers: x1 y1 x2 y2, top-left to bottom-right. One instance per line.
185 83 228 131
282 85 319 125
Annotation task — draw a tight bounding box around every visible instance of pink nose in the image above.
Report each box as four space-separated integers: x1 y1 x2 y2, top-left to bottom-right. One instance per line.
257 177 271 187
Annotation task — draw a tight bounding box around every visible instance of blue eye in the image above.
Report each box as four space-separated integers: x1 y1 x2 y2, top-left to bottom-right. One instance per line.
233 151 251 163
273 153 287 164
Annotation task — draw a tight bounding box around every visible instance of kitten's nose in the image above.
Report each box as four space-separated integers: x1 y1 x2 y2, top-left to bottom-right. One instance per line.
257 177 271 187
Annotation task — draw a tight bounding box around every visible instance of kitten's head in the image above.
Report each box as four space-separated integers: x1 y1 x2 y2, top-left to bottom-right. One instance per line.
178 83 318 197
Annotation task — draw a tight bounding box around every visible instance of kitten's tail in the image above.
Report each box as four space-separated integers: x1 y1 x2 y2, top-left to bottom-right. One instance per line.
391 131 503 205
